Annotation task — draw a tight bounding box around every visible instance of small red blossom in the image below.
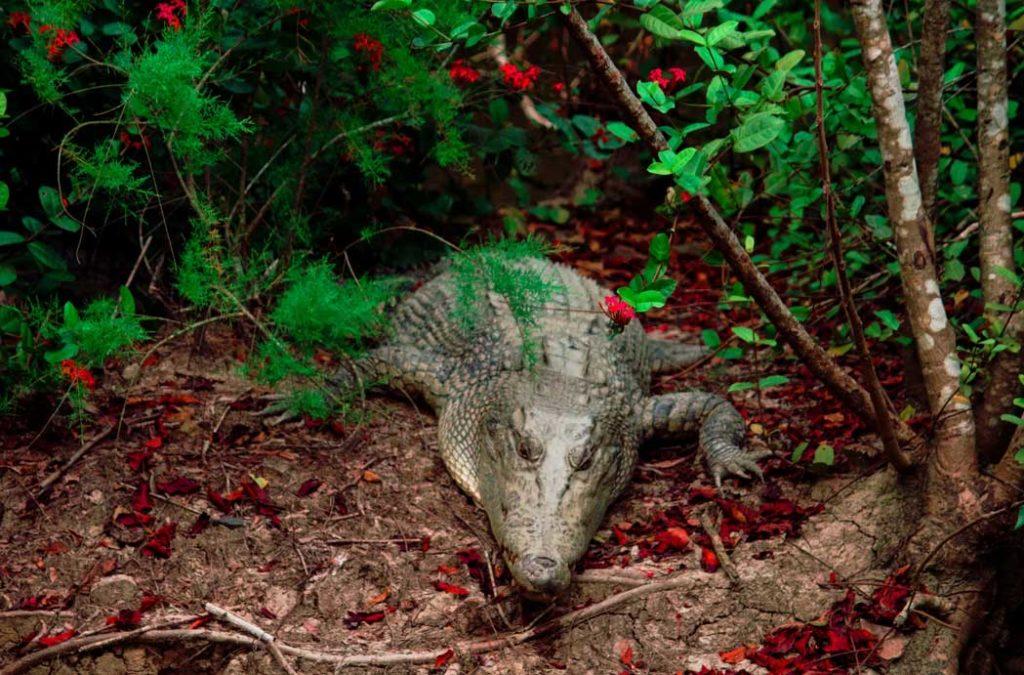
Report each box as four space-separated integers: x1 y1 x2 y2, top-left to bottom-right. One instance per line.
602 295 637 326
7 11 31 32
105 609 143 630
500 62 541 91
448 59 480 86
60 359 96 390
552 81 565 93
353 33 383 71
44 27 80 61
647 67 687 92
155 0 187 31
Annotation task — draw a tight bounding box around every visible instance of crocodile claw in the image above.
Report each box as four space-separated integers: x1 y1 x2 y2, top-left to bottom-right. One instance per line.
709 447 772 487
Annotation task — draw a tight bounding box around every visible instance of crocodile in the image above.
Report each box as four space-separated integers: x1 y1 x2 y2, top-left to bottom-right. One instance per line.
355 257 768 598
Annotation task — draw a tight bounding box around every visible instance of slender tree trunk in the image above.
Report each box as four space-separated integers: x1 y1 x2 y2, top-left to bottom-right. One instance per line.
852 2 986 671
812 0 911 471
913 0 950 221
561 7 923 454
974 0 1018 461
850 0 976 476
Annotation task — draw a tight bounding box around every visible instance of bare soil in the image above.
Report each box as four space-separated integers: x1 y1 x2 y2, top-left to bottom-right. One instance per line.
1 225 923 674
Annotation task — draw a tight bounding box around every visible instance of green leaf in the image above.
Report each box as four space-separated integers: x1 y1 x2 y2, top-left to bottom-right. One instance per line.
728 381 755 392
640 5 685 39
51 214 80 233
706 20 739 47
606 121 638 142
731 326 756 343
695 46 726 71
874 309 901 331
775 50 805 72
0 231 25 246
22 216 43 235
637 81 675 113
649 233 671 262
632 289 668 311
370 0 411 9
758 374 789 388
701 328 720 348
732 112 785 152
1016 505 1024 530
101 22 132 36
0 91 6 118
1014 446 1024 465
28 241 66 270
411 8 436 27
44 342 78 365
0 264 15 286
0 181 7 211
119 286 136 316
790 440 809 462
39 186 62 218
813 443 835 466
63 301 80 328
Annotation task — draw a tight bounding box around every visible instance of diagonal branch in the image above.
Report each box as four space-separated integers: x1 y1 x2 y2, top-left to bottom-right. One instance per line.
560 7 920 452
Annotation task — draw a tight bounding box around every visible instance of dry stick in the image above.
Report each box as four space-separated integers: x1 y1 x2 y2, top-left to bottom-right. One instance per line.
205 603 298 675
1 572 702 673
812 0 911 471
913 0 951 220
33 425 115 502
560 7 920 451
697 510 740 584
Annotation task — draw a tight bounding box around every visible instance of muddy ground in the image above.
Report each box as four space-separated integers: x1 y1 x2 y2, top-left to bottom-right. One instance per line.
1 222 926 674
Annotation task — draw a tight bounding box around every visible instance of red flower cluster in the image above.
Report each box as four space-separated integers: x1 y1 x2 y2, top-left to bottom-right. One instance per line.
647 67 687 92
119 130 152 152
448 59 480 86
499 62 540 91
39 25 80 61
373 129 414 157
603 295 636 326
353 33 383 71
7 11 30 32
155 0 187 31
60 359 96 390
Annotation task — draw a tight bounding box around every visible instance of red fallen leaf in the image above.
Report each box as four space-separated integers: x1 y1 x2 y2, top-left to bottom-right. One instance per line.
158 393 200 406
206 489 235 514
116 510 152 528
186 512 210 536
139 594 163 612
105 609 142 630
140 522 176 558
344 610 386 629
260 606 277 619
434 580 470 597
434 648 455 668
437 564 459 575
189 616 211 629
653 527 690 552
39 541 68 555
155 476 201 495
700 547 720 573
421 536 431 552
296 479 322 497
126 449 153 472
132 482 153 513
143 436 163 449
611 525 629 546
620 644 634 666
38 629 77 646
719 645 750 665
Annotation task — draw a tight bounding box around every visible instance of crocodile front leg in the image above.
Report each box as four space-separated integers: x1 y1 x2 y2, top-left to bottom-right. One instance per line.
638 392 771 486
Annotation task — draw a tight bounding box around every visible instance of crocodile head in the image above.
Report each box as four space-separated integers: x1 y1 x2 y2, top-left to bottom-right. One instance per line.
475 399 637 599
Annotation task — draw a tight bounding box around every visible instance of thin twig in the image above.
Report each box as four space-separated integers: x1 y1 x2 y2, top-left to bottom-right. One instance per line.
205 603 298 675
698 510 740 584
34 425 115 502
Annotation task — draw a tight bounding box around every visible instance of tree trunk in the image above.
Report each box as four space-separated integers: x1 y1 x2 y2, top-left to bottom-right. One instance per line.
973 0 1018 462
850 0 976 478
561 6 921 456
913 0 950 221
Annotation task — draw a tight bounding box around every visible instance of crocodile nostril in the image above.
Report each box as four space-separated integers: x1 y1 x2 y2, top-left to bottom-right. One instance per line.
530 556 557 569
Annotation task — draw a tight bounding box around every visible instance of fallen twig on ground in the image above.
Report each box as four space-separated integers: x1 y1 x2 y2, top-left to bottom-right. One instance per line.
1 569 706 672
699 510 740 584
205 603 298 675
33 425 115 503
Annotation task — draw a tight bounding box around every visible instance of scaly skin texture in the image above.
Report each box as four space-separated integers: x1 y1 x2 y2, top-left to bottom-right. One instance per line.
362 259 766 596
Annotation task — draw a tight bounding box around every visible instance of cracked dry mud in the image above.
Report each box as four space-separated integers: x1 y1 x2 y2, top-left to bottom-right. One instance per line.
0 329 915 674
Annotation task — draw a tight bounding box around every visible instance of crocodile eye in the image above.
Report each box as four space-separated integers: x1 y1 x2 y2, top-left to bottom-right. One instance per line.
516 437 541 462
572 447 596 471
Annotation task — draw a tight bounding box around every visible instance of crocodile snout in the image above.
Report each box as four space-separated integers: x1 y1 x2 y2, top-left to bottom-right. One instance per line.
513 554 571 597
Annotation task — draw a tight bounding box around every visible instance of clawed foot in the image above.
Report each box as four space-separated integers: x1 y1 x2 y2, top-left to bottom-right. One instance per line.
708 446 773 487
